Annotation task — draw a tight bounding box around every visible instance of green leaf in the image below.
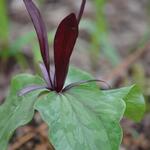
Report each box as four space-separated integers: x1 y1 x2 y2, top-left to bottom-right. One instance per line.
35 85 125 150
65 66 98 90
66 66 95 84
0 74 44 150
0 67 145 150
103 85 145 122
68 66 145 121
35 67 145 150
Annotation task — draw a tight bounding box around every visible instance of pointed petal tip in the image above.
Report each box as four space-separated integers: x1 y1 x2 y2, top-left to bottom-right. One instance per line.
54 13 79 92
23 0 50 74
78 0 86 23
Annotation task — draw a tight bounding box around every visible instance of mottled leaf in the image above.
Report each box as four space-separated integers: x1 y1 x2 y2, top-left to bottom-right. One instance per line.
0 74 45 150
35 67 145 150
35 85 125 150
103 85 145 122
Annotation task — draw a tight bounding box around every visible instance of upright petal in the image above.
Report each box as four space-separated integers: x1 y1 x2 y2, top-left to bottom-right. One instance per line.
23 0 50 73
77 0 86 24
54 13 78 92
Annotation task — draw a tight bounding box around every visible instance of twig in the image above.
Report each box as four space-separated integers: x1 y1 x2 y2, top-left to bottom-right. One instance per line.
9 132 36 150
104 42 150 83
10 123 48 150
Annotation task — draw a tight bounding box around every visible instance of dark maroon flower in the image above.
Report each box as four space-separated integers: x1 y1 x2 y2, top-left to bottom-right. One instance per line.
20 0 108 95
54 13 78 92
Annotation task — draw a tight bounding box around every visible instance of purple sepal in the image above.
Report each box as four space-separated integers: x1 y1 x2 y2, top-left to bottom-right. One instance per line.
63 79 111 92
18 85 46 96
